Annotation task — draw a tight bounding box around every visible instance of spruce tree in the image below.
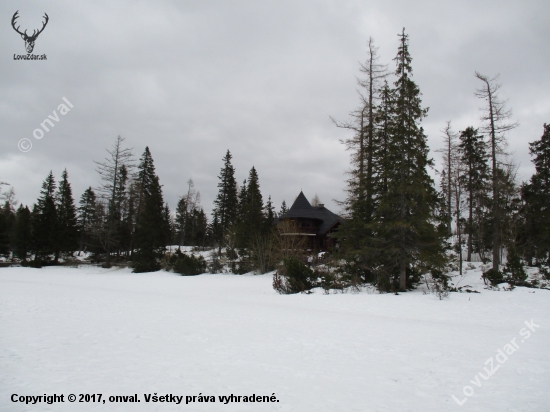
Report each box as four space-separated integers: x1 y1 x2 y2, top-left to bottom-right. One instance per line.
0 204 11 257
77 187 98 255
13 205 31 262
175 197 187 246
32 171 58 263
194 208 208 247
133 147 167 272
235 179 248 249
520 124 550 264
212 150 238 252
264 195 276 235
371 29 446 291
162 203 173 247
458 127 490 261
56 169 79 259
279 200 288 216
236 167 264 250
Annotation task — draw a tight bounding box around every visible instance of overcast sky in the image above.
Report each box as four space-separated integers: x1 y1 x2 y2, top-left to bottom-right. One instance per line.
1 0 549 216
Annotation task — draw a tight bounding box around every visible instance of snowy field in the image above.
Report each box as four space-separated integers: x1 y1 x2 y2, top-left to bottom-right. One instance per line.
1 265 549 411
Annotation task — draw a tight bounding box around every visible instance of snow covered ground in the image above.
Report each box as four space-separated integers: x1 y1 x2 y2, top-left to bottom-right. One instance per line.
1 265 549 411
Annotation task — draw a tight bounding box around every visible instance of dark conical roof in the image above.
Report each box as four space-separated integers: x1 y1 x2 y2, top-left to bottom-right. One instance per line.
288 191 311 213
280 191 344 234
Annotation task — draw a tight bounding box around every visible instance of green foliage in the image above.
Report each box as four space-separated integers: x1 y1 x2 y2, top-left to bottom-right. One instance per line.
132 147 169 272
482 268 503 286
208 251 224 274
132 249 161 273
32 171 58 261
518 124 550 264
13 205 31 261
56 169 79 258
502 247 528 285
168 249 207 276
0 202 13 257
175 180 208 247
212 150 238 248
336 30 448 292
458 126 491 260
273 257 316 294
539 261 549 280
235 167 264 250
77 187 98 254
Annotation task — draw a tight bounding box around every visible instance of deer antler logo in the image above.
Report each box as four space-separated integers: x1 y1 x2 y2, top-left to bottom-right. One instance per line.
11 11 49 54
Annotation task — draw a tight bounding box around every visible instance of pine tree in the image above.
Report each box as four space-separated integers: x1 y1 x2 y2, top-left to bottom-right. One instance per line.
13 205 31 262
133 147 167 272
56 169 79 259
32 171 58 263
212 150 238 251
370 29 446 291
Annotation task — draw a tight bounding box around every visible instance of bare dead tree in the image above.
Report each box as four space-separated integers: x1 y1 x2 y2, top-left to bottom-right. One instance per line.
475 72 518 272
94 136 135 266
436 121 458 236
332 37 387 218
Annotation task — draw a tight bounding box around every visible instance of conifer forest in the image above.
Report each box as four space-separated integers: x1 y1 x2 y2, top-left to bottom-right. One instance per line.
1 30 548 294
2 3 550 410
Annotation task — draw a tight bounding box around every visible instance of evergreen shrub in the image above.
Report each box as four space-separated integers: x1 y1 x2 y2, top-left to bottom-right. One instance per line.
170 249 206 276
273 257 316 294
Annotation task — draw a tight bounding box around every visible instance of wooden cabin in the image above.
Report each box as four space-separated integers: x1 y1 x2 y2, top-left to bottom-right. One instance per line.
278 191 344 251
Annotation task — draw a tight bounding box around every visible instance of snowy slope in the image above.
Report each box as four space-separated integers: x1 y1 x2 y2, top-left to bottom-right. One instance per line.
1 266 549 411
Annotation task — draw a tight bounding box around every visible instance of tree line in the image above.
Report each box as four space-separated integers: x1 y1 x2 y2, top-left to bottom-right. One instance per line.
0 139 284 273
1 29 548 288
333 29 549 292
